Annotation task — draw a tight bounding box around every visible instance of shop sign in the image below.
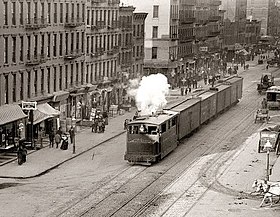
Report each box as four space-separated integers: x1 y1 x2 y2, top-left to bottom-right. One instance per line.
22 101 37 110
199 47 208 52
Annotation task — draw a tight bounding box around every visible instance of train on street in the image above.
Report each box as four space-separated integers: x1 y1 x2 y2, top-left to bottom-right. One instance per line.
124 75 243 165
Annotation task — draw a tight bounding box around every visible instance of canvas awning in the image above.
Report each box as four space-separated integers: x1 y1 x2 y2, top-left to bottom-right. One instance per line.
0 104 27 126
33 103 60 125
52 91 69 102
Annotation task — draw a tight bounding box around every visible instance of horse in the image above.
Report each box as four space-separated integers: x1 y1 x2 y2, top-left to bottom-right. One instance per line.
252 179 280 207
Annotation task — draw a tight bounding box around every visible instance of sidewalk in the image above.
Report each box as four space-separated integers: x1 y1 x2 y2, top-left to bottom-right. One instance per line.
0 110 136 179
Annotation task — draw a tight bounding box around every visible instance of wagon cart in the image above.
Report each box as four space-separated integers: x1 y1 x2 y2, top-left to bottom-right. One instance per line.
255 108 270 123
258 125 280 154
257 72 274 94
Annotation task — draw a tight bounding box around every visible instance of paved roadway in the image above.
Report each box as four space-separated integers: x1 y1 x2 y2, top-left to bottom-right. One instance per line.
0 59 280 217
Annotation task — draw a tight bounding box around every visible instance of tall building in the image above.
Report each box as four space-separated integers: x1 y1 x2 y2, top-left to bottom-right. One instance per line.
247 0 269 35
267 0 280 37
121 0 223 87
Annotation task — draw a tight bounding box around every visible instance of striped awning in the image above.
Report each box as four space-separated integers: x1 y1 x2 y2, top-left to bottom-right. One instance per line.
0 104 27 126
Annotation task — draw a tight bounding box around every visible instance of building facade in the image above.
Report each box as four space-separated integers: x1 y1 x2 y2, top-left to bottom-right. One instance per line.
0 0 149 147
247 0 269 35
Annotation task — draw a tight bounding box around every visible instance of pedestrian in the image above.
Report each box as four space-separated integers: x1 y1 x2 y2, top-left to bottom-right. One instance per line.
68 126 75 144
56 127 62 136
261 98 267 109
17 144 27 165
124 119 128 130
185 87 188 95
54 133 61 148
49 129 54 148
266 64 269 70
181 87 184 96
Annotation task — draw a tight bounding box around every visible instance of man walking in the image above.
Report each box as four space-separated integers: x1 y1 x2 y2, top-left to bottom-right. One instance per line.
54 133 61 149
49 129 54 148
68 126 75 145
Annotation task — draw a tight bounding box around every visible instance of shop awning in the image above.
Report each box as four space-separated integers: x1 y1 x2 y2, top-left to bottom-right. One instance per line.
33 103 60 125
0 104 27 126
52 91 69 102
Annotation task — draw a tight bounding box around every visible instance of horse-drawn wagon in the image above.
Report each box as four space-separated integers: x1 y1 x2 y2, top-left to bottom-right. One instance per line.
255 108 270 123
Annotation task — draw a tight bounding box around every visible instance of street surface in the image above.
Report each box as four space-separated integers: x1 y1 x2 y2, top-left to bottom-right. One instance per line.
0 62 280 217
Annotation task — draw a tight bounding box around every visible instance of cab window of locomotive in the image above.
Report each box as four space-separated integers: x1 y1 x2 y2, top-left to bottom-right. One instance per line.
148 126 157 134
128 126 133 134
161 123 166 133
172 117 176 126
276 93 280 101
133 126 139 134
168 120 171 129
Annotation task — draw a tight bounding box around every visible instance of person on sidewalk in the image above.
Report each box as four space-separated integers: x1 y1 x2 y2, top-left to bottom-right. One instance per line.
68 126 75 145
56 127 62 136
17 144 27 165
54 133 61 148
49 129 54 148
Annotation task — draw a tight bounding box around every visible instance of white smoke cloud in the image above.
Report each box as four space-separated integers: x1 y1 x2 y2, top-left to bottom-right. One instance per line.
128 73 170 115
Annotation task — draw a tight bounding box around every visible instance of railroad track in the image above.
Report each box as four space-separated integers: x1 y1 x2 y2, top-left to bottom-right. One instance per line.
51 78 264 217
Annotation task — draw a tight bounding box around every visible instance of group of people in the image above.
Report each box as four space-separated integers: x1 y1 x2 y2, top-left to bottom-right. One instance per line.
48 126 75 150
91 111 108 133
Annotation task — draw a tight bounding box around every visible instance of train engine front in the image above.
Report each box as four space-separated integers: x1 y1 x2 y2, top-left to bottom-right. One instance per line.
124 110 178 165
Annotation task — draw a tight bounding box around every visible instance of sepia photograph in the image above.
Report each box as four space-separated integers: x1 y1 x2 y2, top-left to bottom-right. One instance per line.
0 0 280 216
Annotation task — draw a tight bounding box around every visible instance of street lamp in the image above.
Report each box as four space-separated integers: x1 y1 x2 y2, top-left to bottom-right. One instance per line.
264 140 273 181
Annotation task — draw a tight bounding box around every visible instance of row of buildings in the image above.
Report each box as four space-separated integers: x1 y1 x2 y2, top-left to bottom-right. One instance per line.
0 0 148 149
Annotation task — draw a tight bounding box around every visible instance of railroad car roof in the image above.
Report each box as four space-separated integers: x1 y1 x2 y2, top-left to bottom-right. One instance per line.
167 98 201 112
128 110 178 125
196 90 217 100
214 84 231 91
218 75 243 84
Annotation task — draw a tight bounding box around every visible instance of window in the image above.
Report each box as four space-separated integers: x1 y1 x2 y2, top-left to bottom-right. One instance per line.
4 2 8 25
76 32 80 51
47 68 51 93
65 33 69 54
34 35 38 57
54 66 57 92
152 47 158 59
66 3 69 23
34 2 38 23
59 33 63 56
27 71 31 98
41 34 45 56
47 33 51 57
27 2 31 24
70 64 73 86
65 65 68 88
152 26 158 38
34 70 38 94
27 36 31 60
161 123 166 133
53 34 57 57
13 74 16 102
41 68 44 94
54 3 58 23
4 37 8 64
59 66 63 90
12 37 16 63
60 3 63 23
20 36 23 61
20 73 24 100
20 2 23 25
47 3 51 23
153 5 159 18
41 2 45 24
12 2 16 25
77 4 80 21
4 75 8 104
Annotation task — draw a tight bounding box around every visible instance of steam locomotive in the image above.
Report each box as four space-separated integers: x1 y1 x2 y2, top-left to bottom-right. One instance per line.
124 76 243 165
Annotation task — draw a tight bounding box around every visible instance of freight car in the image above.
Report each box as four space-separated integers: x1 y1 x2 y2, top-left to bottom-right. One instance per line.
124 76 243 165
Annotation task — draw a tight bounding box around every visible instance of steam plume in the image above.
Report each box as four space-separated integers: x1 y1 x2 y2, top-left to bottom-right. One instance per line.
128 73 170 115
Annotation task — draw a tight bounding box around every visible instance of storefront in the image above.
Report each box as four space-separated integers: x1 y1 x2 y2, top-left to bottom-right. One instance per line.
0 104 27 149
32 103 60 140
52 91 69 120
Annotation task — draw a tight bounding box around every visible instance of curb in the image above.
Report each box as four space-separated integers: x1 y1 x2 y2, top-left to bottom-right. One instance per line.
0 131 126 179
